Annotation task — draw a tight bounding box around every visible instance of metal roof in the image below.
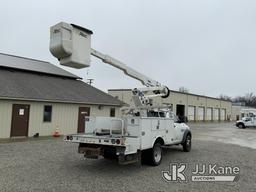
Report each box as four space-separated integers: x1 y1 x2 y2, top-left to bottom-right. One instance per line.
0 53 80 79
108 89 231 103
0 68 122 106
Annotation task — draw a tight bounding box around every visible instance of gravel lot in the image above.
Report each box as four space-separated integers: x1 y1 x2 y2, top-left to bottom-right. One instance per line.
0 122 256 192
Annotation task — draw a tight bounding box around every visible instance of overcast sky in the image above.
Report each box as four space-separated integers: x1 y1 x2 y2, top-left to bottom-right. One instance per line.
0 0 255 98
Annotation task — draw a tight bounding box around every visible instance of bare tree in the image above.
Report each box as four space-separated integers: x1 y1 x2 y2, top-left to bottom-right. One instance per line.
233 93 256 107
219 94 232 101
245 93 256 104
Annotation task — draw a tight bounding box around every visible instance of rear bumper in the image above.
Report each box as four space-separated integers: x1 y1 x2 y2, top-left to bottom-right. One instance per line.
64 134 125 147
65 134 141 157
78 144 139 165
78 143 126 158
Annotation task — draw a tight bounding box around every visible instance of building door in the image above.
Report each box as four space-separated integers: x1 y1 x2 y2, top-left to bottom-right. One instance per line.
176 104 185 121
77 107 90 133
188 106 195 121
10 104 30 137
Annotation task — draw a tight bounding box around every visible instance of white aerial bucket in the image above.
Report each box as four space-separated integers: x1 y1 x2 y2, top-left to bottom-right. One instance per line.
49 22 93 69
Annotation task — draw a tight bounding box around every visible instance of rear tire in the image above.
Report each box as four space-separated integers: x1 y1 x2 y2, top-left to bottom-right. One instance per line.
182 134 191 152
148 143 162 166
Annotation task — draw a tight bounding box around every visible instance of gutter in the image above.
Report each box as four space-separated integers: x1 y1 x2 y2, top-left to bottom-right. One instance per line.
0 96 122 107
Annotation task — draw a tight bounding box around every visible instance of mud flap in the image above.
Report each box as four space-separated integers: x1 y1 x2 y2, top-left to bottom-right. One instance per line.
118 151 141 165
79 147 102 159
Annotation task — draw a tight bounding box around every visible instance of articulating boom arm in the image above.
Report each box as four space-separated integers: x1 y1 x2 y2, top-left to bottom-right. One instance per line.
91 48 170 104
49 22 170 107
91 49 160 87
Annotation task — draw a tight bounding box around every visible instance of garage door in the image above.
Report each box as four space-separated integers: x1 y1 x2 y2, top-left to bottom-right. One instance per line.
214 108 220 121
188 106 195 121
220 109 226 121
206 107 213 121
198 107 205 121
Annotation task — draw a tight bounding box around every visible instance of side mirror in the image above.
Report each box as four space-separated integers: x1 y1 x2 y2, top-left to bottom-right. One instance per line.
176 116 188 123
184 116 188 123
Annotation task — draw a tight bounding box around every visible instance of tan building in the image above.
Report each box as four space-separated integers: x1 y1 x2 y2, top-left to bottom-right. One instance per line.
108 89 232 122
0 53 122 138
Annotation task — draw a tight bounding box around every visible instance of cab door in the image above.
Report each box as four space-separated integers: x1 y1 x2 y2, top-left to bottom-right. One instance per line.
252 117 256 126
244 117 253 126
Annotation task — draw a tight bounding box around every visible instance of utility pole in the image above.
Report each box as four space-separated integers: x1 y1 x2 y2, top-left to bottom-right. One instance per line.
87 78 94 85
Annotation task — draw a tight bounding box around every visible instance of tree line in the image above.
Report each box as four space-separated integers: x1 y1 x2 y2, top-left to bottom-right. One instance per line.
219 93 256 108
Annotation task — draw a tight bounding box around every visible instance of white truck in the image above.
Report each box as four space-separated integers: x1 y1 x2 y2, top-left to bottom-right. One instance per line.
49 22 192 166
236 109 256 129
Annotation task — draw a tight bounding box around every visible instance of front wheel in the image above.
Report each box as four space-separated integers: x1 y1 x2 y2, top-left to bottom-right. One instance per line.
237 123 245 129
182 134 192 152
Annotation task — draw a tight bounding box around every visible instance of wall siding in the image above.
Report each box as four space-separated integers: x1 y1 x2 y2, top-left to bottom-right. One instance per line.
0 100 120 138
108 90 232 122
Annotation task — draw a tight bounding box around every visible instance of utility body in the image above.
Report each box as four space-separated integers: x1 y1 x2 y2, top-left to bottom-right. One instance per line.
65 107 191 165
50 22 192 165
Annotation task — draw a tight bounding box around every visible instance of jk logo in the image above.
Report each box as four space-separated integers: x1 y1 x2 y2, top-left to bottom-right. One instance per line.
162 163 187 182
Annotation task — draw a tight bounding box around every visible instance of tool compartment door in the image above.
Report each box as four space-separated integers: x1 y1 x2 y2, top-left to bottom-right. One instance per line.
140 118 153 150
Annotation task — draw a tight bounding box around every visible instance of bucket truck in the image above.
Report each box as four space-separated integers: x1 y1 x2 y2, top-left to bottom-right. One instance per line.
49 22 192 166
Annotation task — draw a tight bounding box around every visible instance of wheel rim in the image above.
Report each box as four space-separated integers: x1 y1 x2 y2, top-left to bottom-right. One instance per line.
154 145 161 163
239 124 243 128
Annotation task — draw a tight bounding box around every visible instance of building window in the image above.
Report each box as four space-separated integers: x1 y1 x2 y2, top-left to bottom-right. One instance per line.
110 108 115 117
43 105 52 122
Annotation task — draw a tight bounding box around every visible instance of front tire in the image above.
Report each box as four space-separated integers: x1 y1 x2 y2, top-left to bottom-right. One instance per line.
182 134 191 152
237 123 245 129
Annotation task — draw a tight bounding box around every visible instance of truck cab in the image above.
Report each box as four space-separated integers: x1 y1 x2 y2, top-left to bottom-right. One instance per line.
236 116 256 128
